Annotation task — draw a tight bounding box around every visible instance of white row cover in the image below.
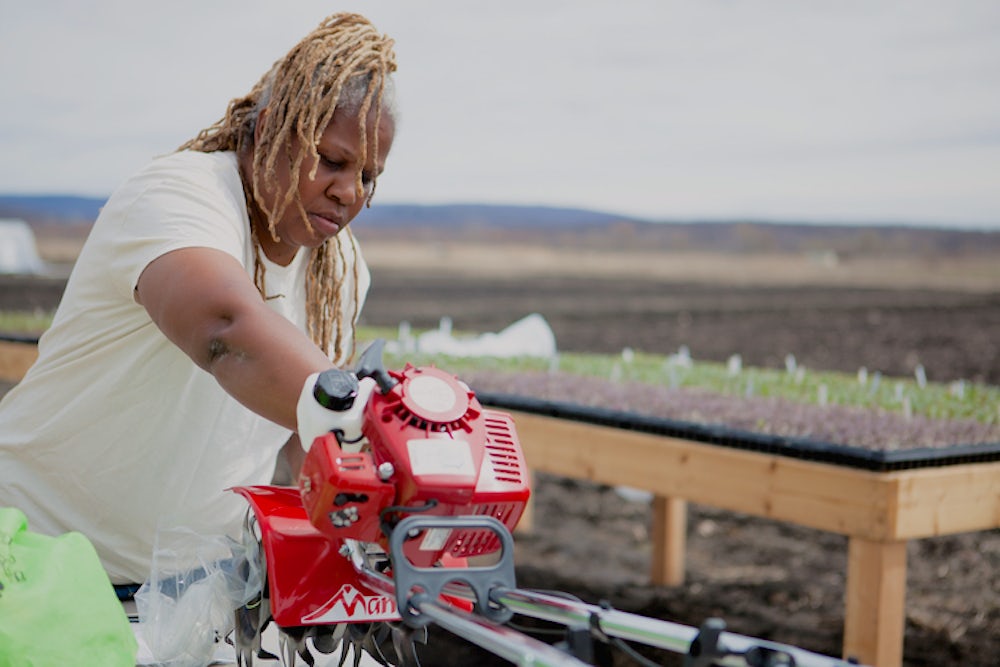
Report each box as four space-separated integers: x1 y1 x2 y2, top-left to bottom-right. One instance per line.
0 219 46 275
388 313 557 359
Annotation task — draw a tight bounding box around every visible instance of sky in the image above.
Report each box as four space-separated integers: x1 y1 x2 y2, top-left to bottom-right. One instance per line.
1 0 999 229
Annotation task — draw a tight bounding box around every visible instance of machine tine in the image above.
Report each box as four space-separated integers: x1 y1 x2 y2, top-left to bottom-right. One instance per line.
235 643 251 667
360 623 400 666
233 593 279 666
366 624 396 665
337 627 382 667
279 627 315 667
257 627 280 660
311 624 346 655
233 605 253 667
278 633 293 667
341 623 388 667
336 637 351 667
390 623 425 667
350 636 370 667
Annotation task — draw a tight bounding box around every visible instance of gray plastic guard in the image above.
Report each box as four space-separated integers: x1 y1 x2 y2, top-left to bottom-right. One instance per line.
388 515 517 628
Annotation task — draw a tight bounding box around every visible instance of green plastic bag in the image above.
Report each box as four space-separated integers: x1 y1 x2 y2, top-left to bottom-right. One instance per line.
0 507 138 667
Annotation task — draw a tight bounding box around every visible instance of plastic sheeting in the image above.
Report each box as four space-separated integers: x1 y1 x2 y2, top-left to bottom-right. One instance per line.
0 219 45 275
388 313 557 359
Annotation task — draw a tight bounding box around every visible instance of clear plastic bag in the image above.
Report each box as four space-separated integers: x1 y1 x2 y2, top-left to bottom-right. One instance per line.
134 522 262 666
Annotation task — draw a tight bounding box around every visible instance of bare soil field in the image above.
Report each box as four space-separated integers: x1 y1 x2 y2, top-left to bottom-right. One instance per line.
359 242 1000 387
3 239 999 666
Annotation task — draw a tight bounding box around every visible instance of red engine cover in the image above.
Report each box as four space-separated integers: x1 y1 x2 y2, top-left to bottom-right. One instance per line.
299 433 395 542
363 365 530 567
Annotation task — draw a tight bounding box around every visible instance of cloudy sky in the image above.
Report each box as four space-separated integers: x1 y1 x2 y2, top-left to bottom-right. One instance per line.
2 1 998 228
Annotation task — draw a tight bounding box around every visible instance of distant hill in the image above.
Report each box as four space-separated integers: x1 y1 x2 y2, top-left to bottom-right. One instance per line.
0 195 105 224
2 194 997 258
0 193 649 248
357 203 640 229
353 204 1000 258
0 195 634 228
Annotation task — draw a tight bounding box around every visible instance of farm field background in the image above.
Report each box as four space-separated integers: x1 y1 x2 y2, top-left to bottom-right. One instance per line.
357 236 998 667
2 219 998 665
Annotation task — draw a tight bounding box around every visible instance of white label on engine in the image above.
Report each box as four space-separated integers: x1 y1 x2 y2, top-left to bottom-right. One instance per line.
407 438 475 476
419 527 452 551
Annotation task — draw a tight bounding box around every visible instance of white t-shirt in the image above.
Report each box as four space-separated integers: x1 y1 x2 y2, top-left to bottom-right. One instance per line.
0 150 370 584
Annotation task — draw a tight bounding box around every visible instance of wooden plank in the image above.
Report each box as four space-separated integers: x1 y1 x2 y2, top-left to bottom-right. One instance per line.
650 495 687 586
0 340 37 382
887 462 1000 539
509 411 895 539
514 470 535 534
843 537 907 667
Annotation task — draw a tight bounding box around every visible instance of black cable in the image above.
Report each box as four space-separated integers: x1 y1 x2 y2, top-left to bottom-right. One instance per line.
379 499 439 538
605 635 662 667
592 601 661 667
332 429 366 445
502 588 587 636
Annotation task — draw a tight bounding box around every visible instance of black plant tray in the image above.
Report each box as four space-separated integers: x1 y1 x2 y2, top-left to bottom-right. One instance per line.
475 391 1000 473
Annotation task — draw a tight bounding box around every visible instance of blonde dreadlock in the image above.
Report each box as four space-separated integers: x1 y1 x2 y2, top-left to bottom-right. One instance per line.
178 13 397 363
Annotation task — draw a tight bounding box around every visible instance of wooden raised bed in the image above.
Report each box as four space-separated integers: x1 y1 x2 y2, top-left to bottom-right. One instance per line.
0 339 38 382
505 409 1000 667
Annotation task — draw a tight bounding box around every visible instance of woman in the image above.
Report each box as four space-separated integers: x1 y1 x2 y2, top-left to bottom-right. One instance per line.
0 12 397 589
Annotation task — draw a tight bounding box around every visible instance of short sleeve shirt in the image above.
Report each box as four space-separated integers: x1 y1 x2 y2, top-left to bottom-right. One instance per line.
0 150 370 583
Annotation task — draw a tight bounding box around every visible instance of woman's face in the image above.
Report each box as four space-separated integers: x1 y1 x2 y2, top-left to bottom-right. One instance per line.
255 106 394 265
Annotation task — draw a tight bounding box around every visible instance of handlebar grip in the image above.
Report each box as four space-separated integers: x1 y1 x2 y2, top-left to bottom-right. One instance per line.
356 339 398 393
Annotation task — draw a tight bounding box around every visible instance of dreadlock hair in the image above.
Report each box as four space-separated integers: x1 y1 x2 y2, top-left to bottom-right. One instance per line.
178 12 397 364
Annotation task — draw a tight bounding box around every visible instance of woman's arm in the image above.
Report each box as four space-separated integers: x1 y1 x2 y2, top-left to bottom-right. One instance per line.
135 246 334 430
271 433 307 485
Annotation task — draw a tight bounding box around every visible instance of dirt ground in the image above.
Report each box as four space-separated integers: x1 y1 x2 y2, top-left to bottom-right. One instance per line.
360 267 1000 387
3 243 999 666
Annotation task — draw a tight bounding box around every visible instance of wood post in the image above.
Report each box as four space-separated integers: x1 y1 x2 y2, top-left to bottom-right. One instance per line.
650 494 687 585
843 537 908 667
0 340 37 382
515 470 535 534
